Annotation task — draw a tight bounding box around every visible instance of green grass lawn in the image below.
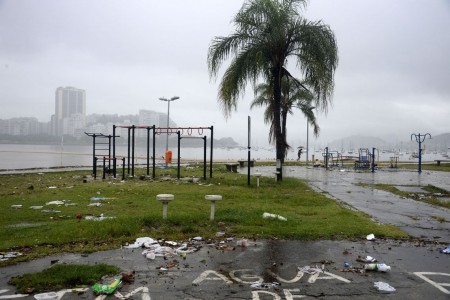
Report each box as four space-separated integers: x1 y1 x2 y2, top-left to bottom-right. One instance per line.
0 165 407 265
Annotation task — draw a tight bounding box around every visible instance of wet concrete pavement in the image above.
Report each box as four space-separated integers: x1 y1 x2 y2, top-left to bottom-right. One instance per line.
1 166 450 299
1 238 449 299
250 166 450 243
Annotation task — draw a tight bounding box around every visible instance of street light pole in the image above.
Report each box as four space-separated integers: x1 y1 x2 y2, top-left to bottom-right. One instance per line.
159 96 180 165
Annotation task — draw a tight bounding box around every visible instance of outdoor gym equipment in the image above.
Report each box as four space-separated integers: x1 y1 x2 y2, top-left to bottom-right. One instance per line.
112 125 214 179
354 148 377 172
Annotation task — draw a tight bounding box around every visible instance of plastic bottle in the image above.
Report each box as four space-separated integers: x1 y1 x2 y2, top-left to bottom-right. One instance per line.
364 263 391 272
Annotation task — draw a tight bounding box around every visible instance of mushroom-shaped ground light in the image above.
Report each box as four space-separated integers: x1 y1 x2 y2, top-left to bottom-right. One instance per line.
205 195 222 221
156 194 174 220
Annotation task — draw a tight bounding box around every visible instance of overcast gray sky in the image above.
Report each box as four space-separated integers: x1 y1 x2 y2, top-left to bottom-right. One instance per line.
1 0 449 147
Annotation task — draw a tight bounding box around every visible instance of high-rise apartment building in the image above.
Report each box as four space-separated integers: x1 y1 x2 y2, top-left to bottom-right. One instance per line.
53 87 86 136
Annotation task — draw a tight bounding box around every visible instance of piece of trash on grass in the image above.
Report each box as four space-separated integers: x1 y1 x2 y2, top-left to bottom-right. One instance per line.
0 252 23 261
364 263 391 272
262 212 287 221
34 292 58 300
48 186 57 189
90 197 105 201
366 233 376 241
11 205 22 209
124 237 159 248
30 206 43 210
440 245 450 254
92 278 122 295
41 210 61 213
374 281 396 292
46 200 65 205
85 214 114 221
216 231 225 237
356 255 377 263
88 202 103 207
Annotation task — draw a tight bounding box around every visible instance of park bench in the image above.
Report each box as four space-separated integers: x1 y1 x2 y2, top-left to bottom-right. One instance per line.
237 160 255 167
435 159 450 166
224 163 239 173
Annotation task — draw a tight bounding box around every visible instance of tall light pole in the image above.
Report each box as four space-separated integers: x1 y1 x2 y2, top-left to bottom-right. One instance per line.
159 96 180 164
306 106 315 164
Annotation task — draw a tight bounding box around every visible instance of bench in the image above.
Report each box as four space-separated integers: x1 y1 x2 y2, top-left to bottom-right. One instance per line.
237 160 255 167
435 160 450 166
224 163 239 173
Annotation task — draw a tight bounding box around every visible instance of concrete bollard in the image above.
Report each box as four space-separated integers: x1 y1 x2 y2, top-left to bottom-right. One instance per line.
205 195 222 221
156 194 174 220
255 173 261 187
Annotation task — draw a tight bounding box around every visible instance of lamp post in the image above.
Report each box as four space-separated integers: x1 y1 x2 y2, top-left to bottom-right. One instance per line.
411 133 431 173
159 96 180 165
306 106 316 164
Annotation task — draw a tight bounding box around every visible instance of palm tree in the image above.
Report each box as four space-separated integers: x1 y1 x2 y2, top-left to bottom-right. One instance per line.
251 77 319 160
208 0 338 181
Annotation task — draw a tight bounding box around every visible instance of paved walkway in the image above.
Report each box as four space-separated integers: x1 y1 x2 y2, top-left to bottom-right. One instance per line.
246 166 450 243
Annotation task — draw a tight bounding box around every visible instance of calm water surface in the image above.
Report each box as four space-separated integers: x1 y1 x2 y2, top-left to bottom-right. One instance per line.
0 144 447 170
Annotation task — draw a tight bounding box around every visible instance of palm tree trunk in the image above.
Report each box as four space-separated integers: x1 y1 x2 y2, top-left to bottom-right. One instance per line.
273 68 283 181
281 110 288 162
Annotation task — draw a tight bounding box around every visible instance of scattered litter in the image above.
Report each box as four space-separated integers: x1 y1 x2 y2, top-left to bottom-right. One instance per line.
216 231 225 237
343 261 350 268
262 212 287 221
11 205 22 209
145 252 156 260
236 239 248 247
90 197 105 201
366 233 376 241
34 292 58 300
46 200 65 205
124 237 158 249
92 278 122 295
0 252 23 261
356 255 377 263
30 206 43 210
88 203 103 207
440 245 450 254
374 281 396 292
85 214 114 221
215 245 236 251
48 186 57 189
121 271 135 284
250 281 280 289
364 263 391 272
41 210 61 213
165 241 178 246
126 237 200 260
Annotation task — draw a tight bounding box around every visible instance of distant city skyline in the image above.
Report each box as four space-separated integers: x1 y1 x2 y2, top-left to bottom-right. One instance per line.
1 1 449 147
